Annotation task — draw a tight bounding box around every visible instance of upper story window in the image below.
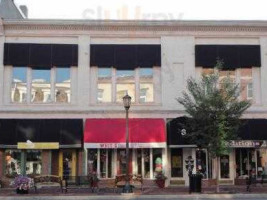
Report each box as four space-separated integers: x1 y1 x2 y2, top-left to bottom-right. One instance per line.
55 67 71 103
11 66 71 104
97 67 156 104
116 70 135 102
31 68 51 103
11 67 27 103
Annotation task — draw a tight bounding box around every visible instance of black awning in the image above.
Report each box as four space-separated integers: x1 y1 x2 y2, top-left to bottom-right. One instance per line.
168 117 267 146
90 44 161 69
167 117 194 146
0 119 83 148
4 43 78 67
195 45 261 69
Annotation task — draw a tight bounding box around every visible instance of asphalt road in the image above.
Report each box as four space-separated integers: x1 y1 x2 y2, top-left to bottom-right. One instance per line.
2 195 267 200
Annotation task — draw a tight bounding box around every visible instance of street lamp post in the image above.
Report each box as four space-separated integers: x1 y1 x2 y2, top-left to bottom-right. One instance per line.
185 155 194 194
122 93 132 193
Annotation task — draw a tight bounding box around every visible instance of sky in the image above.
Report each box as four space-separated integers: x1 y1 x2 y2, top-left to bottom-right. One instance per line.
14 0 267 20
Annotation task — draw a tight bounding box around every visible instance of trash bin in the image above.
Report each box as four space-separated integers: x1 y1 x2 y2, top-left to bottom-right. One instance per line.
189 174 202 193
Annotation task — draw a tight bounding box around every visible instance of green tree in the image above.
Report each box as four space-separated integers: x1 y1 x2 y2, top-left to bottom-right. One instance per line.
177 61 251 192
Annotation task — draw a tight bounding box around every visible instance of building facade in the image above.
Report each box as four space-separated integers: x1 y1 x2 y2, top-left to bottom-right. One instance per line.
0 19 267 187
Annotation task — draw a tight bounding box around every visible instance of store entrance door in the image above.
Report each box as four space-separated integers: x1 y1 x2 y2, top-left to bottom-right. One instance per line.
117 149 132 175
59 150 76 179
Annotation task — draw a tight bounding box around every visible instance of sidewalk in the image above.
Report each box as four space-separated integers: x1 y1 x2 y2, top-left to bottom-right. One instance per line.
1 185 267 197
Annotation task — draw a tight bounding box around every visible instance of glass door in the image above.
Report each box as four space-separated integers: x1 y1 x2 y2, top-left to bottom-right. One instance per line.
117 149 132 175
59 150 76 179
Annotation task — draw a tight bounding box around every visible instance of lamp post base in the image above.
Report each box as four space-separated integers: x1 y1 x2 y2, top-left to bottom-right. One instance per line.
122 183 133 193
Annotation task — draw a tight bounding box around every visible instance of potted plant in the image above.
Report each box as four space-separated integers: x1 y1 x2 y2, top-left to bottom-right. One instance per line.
155 172 167 188
11 175 33 194
89 172 99 188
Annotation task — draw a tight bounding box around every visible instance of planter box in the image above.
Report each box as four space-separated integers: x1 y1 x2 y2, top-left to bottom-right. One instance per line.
234 178 247 185
202 179 217 187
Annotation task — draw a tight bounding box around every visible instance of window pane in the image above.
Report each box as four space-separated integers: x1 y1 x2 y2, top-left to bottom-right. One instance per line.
171 148 183 177
87 149 97 174
31 68 51 103
98 68 112 78
116 70 134 80
220 155 230 178
108 149 113 178
137 149 142 176
98 83 112 103
5 150 21 177
26 150 42 176
11 67 27 103
240 68 253 100
153 149 162 177
140 68 153 79
140 83 154 103
116 84 135 102
55 68 70 103
63 150 73 179
143 149 150 178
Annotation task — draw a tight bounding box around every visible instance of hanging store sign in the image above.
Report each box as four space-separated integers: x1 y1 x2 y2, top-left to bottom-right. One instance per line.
18 142 59 149
228 140 267 148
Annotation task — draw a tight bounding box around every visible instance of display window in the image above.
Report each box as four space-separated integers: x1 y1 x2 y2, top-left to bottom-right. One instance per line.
220 155 230 178
171 148 183 178
5 150 22 177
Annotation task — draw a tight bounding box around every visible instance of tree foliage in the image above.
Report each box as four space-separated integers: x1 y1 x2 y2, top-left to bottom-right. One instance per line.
177 61 251 158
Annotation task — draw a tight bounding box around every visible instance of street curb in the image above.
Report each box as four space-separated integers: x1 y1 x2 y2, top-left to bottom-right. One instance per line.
2 194 267 199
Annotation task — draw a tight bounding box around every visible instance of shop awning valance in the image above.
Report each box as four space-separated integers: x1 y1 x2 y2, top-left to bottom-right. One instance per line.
90 45 161 69
168 117 267 147
4 43 78 67
0 119 83 148
195 45 261 69
84 119 166 148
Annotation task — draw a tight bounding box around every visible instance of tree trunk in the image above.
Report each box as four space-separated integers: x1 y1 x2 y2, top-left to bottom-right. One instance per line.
216 156 220 193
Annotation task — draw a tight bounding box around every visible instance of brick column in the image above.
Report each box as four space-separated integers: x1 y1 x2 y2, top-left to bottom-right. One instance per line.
41 150 51 175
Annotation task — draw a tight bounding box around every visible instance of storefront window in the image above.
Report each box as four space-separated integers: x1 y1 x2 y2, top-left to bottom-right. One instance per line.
63 151 72 179
220 155 230 178
171 148 183 177
55 67 70 103
107 149 113 178
87 149 97 174
196 149 207 179
137 149 142 176
31 68 51 103
11 67 27 103
153 149 162 177
256 149 267 177
235 149 257 178
26 150 42 176
5 150 22 177
100 149 107 178
143 149 150 178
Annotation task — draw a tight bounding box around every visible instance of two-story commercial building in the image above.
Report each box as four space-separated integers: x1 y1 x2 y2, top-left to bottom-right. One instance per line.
0 17 267 187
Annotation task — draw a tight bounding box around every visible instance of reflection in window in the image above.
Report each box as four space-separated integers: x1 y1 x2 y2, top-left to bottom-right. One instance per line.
98 68 112 103
11 67 27 103
240 68 253 100
55 68 70 103
144 149 150 178
116 70 135 102
98 84 112 103
26 150 42 176
31 68 51 103
140 83 154 103
87 149 97 174
171 148 183 177
5 150 21 177
196 149 207 178
153 149 162 177
220 155 230 178
116 84 135 102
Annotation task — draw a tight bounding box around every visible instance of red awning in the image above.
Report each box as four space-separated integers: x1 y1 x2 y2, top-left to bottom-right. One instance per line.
84 119 166 148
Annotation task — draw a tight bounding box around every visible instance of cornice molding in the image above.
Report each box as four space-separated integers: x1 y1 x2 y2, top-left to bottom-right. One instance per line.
4 20 267 34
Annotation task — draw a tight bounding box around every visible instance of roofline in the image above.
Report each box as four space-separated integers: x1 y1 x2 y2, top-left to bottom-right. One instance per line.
3 19 267 27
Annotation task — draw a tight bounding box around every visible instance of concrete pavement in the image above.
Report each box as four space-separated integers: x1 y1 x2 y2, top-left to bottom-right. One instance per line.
2 194 267 200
